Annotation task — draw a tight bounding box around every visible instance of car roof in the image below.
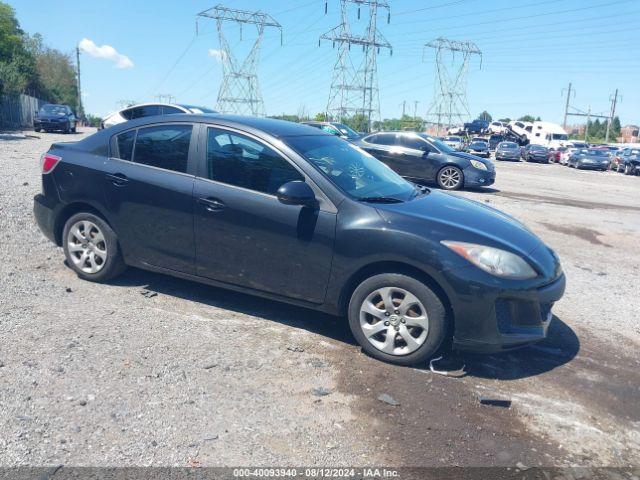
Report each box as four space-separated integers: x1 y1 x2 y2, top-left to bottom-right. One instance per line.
101 114 329 139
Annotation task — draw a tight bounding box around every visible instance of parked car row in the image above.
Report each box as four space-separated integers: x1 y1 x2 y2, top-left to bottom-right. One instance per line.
33 114 565 366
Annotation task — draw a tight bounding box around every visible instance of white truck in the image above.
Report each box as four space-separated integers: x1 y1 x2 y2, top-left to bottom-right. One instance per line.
529 121 569 149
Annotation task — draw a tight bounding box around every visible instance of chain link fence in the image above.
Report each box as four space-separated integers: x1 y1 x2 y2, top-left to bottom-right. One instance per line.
0 93 47 130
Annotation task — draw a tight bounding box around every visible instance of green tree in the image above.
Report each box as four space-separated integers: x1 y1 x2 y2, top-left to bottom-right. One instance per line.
0 2 38 95
518 115 536 122
314 112 327 122
498 117 511 123
35 47 78 109
477 111 492 122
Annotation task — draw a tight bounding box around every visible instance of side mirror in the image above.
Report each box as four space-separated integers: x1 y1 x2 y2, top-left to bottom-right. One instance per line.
277 181 316 207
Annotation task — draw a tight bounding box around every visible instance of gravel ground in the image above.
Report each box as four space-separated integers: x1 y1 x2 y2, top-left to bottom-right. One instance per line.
0 129 639 468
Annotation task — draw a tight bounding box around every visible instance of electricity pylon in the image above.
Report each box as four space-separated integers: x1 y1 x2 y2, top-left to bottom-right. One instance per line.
197 5 282 117
423 37 482 133
320 0 392 132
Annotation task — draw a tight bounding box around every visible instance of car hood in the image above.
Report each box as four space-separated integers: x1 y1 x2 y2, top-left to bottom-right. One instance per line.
375 191 559 277
37 114 68 120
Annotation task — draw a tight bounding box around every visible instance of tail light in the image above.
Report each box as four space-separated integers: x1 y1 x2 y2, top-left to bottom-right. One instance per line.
41 153 61 174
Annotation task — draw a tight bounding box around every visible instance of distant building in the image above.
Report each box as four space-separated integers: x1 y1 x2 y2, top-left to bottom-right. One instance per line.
620 125 639 143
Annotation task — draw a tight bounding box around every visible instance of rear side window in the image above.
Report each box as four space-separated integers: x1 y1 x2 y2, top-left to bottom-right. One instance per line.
116 130 136 161
206 127 303 195
162 106 183 115
371 133 397 146
132 124 192 173
399 135 426 150
129 105 161 119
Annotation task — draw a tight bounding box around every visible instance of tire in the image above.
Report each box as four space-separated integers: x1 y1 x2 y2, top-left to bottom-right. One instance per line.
348 273 447 366
617 164 623 173
436 165 464 190
71 123 77 133
34 128 41 133
62 212 127 282
625 164 632 175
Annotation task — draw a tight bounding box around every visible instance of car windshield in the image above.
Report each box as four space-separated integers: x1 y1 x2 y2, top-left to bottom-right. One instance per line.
500 142 518 149
332 123 360 139
552 133 569 140
586 149 609 156
285 135 416 202
39 105 67 115
444 136 461 142
531 145 547 151
417 133 455 153
469 142 486 148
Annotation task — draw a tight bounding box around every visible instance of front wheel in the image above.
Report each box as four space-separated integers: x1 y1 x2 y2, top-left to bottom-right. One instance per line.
437 165 464 190
348 273 447 366
62 212 127 282
625 164 632 175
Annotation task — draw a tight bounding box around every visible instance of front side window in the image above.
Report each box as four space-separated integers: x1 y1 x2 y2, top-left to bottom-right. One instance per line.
286 135 416 201
115 130 136 161
206 128 303 195
321 125 341 136
132 124 192 173
399 135 427 150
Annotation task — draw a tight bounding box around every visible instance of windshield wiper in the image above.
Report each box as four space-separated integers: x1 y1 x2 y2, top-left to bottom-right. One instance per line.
359 196 404 203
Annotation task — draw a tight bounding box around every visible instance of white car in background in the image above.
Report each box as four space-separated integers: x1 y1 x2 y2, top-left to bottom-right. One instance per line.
487 121 508 134
446 125 464 135
442 135 465 151
101 103 217 129
508 120 533 140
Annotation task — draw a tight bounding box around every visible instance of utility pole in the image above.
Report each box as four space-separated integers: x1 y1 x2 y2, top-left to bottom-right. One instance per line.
562 82 572 131
320 0 392 132
605 88 619 143
584 106 591 142
76 46 84 123
154 94 175 104
401 100 406 118
197 5 282 116
413 100 419 121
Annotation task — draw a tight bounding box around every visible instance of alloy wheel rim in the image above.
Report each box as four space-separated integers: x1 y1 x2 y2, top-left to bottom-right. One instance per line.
67 220 108 274
359 287 429 356
439 167 461 189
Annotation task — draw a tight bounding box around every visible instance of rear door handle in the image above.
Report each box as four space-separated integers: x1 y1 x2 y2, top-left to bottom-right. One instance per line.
198 197 225 212
105 173 129 186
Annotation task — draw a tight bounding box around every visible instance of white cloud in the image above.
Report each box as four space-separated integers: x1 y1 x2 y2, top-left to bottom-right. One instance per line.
79 38 134 69
208 49 226 62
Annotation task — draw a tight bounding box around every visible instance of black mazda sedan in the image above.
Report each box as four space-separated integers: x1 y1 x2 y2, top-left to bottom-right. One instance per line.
354 131 495 190
33 115 565 365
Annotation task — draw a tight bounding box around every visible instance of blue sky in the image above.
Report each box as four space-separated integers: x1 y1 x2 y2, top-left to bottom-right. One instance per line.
10 0 640 125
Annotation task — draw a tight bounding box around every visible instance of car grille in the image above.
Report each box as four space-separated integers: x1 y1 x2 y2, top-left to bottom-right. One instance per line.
495 299 552 334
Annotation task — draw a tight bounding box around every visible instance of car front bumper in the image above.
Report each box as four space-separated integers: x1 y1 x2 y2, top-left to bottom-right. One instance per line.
577 162 608 170
495 152 520 160
528 155 548 162
469 150 490 157
442 266 566 353
34 119 69 131
464 167 495 187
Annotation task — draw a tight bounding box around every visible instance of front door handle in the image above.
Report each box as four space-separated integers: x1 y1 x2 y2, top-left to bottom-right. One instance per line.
198 197 225 212
105 173 129 186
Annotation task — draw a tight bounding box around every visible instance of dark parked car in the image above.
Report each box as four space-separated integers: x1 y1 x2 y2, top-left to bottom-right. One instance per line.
617 147 640 175
355 131 495 190
523 144 550 163
495 141 521 161
33 115 565 366
488 134 505 151
466 140 490 158
566 148 610 171
301 121 361 141
463 119 489 134
34 104 77 133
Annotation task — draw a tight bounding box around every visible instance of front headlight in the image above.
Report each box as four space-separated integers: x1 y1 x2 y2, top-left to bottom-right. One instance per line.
470 159 487 170
441 241 537 279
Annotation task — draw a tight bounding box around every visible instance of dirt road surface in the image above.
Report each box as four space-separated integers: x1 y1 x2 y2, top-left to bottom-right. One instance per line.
1 129 638 468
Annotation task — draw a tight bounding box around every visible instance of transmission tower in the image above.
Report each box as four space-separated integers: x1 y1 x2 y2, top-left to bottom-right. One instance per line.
320 0 392 132
197 5 282 117
423 37 482 133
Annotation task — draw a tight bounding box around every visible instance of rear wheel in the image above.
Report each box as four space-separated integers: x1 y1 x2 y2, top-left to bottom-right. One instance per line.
437 165 463 190
34 128 41 133
625 164 632 175
62 212 126 282
348 273 447 366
